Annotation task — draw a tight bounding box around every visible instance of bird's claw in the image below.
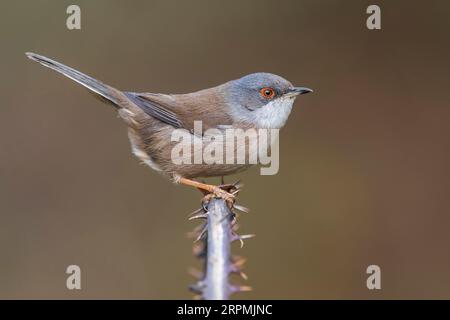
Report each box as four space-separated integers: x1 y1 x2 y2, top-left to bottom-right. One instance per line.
200 186 236 209
212 186 236 208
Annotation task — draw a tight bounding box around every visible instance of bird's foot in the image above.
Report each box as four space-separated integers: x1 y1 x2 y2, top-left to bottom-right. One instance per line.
176 177 236 208
202 186 235 208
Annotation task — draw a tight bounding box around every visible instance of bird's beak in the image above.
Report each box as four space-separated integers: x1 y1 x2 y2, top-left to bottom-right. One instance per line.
285 87 313 98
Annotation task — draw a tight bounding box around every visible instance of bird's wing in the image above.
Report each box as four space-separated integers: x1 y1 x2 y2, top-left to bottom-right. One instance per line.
124 92 183 129
131 91 234 133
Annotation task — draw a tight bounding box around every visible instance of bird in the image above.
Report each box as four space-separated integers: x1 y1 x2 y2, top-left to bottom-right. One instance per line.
25 52 312 203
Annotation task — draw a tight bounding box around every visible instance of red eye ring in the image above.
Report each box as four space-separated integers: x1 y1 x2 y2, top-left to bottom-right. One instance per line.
260 87 275 99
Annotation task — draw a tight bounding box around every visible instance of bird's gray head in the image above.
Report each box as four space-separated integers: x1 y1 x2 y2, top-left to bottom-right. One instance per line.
224 72 312 129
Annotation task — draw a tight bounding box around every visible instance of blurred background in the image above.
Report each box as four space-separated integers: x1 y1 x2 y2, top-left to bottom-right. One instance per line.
0 0 449 299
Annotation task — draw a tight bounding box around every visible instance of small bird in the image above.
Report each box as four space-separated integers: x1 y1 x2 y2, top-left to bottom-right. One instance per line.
26 52 312 203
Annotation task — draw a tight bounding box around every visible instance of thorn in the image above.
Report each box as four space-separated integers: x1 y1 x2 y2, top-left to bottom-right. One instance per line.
188 213 208 221
188 207 204 217
232 256 247 268
231 232 256 241
187 223 206 239
230 285 252 293
240 234 256 240
239 285 252 292
231 188 241 195
233 204 250 213
238 237 244 248
229 264 248 279
231 232 251 248
218 211 234 224
194 226 207 242
238 271 249 281
235 234 255 248
201 194 215 211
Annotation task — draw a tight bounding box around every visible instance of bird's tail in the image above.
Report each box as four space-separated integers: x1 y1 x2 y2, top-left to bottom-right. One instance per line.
25 52 120 106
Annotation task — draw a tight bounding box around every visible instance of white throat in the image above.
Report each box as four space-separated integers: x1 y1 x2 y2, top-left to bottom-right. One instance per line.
247 96 295 129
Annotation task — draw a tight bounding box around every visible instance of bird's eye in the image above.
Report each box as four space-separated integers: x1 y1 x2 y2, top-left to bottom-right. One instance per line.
260 87 275 99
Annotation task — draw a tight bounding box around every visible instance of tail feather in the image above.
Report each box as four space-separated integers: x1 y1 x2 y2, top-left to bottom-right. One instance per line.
25 52 119 106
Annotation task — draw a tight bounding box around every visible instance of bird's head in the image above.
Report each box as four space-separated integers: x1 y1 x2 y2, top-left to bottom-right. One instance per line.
225 72 312 129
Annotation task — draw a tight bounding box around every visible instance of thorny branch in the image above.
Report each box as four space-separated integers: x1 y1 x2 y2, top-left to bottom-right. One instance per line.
188 181 253 300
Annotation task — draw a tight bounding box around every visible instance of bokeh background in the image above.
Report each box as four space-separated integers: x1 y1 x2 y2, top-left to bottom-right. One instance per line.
0 0 449 299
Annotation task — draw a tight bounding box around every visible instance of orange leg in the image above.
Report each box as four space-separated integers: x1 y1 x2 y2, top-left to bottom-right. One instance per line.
177 177 235 205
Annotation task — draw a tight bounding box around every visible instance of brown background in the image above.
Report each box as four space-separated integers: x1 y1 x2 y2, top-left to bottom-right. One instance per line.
0 0 449 299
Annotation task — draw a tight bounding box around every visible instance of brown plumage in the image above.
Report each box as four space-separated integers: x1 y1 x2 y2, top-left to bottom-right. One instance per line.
108 84 252 179
25 52 312 202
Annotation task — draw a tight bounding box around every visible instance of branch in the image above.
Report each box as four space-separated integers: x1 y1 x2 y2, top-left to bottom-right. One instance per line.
203 198 233 300
188 184 253 300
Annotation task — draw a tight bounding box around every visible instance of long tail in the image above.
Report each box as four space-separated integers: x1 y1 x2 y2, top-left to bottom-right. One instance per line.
25 52 120 106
